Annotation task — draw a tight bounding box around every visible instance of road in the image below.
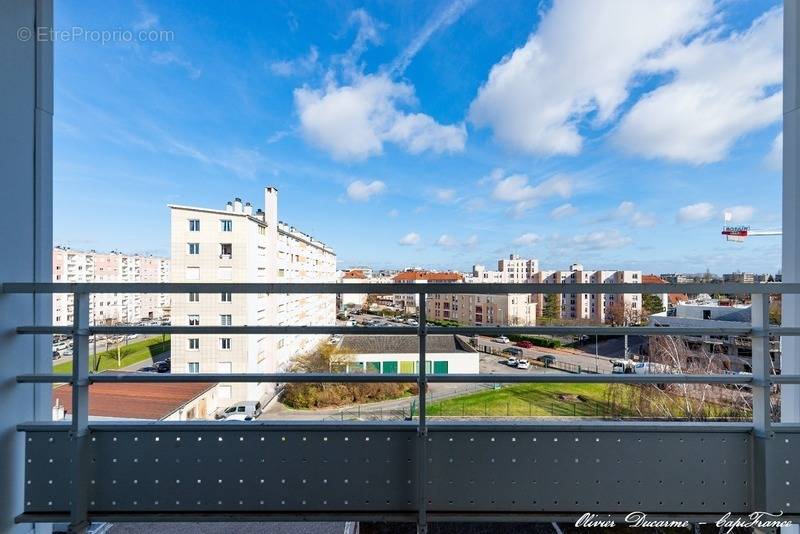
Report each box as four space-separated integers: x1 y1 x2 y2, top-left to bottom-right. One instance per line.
52 334 163 366
473 335 616 374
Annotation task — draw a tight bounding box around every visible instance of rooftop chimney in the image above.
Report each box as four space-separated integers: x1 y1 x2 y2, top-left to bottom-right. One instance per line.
225 201 233 213
264 187 278 228
233 197 243 213
244 202 253 215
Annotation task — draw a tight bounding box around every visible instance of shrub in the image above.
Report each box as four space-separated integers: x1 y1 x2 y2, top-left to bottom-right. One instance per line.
507 335 561 348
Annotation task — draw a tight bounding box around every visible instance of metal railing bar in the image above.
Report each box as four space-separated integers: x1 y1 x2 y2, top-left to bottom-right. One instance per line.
17 372 780 385
15 420 756 433
15 325 756 336
1 281 794 295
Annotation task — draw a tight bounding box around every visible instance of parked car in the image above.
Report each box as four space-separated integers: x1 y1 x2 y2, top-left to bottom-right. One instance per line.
517 359 530 370
506 357 518 367
612 359 636 374
52 350 60 360
222 414 254 421
502 347 523 357
126 334 139 340
138 366 158 373
493 335 510 344
537 354 557 365
154 360 170 373
515 340 534 349
216 401 263 420
328 334 343 345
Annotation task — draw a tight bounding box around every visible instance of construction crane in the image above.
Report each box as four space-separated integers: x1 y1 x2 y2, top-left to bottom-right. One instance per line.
721 212 781 242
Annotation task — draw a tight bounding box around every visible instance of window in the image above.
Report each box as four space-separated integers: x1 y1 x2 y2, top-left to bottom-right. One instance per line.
703 310 712 320
220 292 232 302
217 266 232 280
220 243 232 258
220 219 232 232
220 314 232 326
189 219 200 232
185 266 200 280
187 362 200 373
188 338 199 350
220 338 231 350
217 361 232 373
189 292 199 302
188 314 200 326
187 243 200 255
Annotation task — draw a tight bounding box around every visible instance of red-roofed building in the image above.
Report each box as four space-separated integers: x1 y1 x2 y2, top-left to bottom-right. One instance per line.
643 274 687 311
52 374 218 421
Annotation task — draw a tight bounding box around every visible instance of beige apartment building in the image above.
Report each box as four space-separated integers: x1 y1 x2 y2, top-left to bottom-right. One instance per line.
427 293 537 326
392 270 463 313
52 247 170 325
170 187 336 404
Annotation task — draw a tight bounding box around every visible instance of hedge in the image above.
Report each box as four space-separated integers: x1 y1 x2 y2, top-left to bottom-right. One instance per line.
507 334 562 348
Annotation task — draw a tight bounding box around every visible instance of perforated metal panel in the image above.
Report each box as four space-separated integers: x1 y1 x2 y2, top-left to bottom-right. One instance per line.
767 430 800 513
23 427 800 518
425 430 751 513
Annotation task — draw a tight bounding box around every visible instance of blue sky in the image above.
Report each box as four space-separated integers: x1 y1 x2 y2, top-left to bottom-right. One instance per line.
53 0 783 274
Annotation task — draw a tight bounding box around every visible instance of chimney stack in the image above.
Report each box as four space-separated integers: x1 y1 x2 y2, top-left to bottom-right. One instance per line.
264 187 278 228
244 201 253 215
225 201 233 212
233 197 243 213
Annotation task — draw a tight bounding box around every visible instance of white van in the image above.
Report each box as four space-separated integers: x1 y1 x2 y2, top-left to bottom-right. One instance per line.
216 400 262 420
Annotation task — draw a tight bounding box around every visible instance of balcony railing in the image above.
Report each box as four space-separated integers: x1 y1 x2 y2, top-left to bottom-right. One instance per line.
3 281 800 533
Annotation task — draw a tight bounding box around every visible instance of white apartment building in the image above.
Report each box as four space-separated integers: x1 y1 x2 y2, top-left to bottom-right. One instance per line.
170 187 336 404
468 255 539 283
464 255 641 324
52 247 170 325
427 293 537 326
392 271 463 313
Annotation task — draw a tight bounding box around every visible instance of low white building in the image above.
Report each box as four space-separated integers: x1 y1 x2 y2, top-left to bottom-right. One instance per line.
339 335 479 375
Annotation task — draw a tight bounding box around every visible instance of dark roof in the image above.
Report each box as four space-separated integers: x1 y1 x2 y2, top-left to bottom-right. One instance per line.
340 335 473 354
53 373 215 420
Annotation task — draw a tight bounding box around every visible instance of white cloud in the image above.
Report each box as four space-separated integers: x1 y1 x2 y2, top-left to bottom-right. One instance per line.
133 3 159 31
723 205 755 223
346 180 386 201
614 201 635 217
631 211 657 228
435 234 458 247
463 198 486 212
399 232 421 246
295 74 466 160
269 47 319 77
513 233 540 246
469 0 712 155
151 51 202 79
478 167 505 185
766 132 782 170
550 203 577 220
677 202 715 223
566 230 633 251
613 201 656 228
435 188 456 202
464 234 479 247
389 0 476 75
492 171 572 215
387 208 400 218
614 8 782 164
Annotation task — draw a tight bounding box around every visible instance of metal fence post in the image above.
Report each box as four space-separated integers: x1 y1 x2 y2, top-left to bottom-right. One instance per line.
416 291 427 534
750 293 771 512
70 292 90 533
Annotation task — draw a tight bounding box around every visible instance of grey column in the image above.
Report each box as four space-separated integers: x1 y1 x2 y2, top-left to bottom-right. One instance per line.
0 1 54 533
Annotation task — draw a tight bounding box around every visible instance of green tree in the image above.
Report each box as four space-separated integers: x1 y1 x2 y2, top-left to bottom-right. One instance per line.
642 294 665 316
542 294 559 320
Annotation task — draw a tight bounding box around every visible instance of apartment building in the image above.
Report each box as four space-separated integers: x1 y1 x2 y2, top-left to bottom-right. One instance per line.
170 187 336 404
427 292 537 326
52 247 170 325
337 269 370 309
468 254 539 283
391 270 463 313
463 256 641 324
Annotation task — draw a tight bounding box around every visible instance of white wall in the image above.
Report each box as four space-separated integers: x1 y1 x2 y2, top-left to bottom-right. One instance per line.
0 1 53 532
350 352 479 374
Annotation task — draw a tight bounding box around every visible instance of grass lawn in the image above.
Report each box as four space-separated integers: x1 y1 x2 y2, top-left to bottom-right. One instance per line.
53 335 170 374
426 383 633 417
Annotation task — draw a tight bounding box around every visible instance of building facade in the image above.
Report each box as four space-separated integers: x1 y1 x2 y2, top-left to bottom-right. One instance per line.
391 270 463 313
52 247 170 326
427 293 537 326
170 187 336 404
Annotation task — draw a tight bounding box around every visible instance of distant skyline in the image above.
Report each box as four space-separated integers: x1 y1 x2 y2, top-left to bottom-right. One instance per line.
54 0 783 274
